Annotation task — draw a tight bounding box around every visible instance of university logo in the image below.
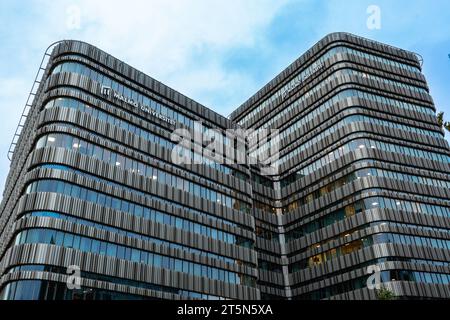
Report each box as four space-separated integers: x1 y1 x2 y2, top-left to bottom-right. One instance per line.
101 85 112 97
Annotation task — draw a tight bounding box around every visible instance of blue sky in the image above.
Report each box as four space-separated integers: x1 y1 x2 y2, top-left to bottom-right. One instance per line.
0 0 449 195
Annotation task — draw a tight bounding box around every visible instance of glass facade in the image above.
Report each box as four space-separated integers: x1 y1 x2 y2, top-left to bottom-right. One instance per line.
0 279 224 300
1 34 449 300
0 40 258 301
42 95 247 179
231 33 450 300
24 179 253 248
12 228 256 286
237 45 423 126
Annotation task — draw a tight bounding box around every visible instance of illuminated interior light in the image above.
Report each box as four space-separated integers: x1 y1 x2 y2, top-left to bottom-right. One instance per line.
47 137 56 142
73 143 79 148
115 162 121 166
152 175 157 180
372 202 379 206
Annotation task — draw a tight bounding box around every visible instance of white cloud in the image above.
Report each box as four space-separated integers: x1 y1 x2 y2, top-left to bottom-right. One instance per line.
37 0 289 109
0 0 290 196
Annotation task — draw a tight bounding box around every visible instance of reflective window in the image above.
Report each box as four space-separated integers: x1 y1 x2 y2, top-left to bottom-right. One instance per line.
24 176 254 249
13 228 257 287
33 133 251 214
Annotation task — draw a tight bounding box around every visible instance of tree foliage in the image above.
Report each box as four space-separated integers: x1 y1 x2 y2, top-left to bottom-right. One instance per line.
376 287 396 300
436 112 450 133
377 287 397 300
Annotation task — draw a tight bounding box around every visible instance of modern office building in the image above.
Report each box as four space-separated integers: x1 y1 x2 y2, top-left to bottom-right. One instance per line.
0 33 449 300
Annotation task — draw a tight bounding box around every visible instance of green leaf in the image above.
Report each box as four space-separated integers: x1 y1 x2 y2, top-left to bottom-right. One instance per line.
376 287 396 300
